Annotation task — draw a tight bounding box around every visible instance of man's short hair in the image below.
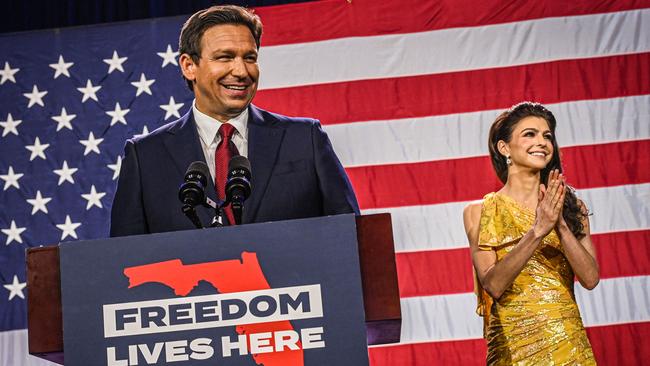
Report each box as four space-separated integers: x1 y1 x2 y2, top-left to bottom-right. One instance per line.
179 5 263 91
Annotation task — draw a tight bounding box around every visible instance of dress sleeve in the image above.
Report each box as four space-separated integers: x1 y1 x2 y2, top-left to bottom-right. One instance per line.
475 193 498 335
478 193 501 250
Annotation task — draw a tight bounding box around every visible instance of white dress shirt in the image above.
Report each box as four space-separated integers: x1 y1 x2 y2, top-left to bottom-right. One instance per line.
192 100 249 182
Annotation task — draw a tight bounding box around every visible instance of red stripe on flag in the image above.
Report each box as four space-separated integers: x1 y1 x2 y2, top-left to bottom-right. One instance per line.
367 322 650 366
562 140 650 192
595 230 650 279
369 338 486 366
348 139 650 209
255 53 650 125
396 230 650 298
588 321 650 365
396 248 473 297
256 0 650 46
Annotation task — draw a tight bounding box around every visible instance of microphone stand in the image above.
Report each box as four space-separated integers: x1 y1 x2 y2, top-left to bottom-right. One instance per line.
179 195 227 229
205 196 227 228
181 203 204 229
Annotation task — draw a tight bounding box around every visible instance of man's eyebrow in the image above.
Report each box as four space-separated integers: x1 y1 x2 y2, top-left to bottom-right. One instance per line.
208 48 258 54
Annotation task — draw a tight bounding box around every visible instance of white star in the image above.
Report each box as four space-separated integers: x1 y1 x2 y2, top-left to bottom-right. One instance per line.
51 107 76 131
107 155 122 180
0 166 23 190
26 190 52 215
53 160 78 185
77 79 101 103
106 102 130 126
81 185 107 210
0 113 22 137
25 137 50 161
160 96 184 120
23 85 48 108
79 132 103 155
2 220 26 245
49 55 74 79
0 62 19 84
157 44 179 67
131 73 156 96
134 125 149 138
3 275 26 300
56 215 81 240
103 50 127 74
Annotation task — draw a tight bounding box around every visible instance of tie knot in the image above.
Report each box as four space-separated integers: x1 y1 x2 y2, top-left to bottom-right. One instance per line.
219 123 236 141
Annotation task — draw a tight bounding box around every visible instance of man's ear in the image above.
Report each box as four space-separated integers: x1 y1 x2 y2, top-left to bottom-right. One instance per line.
179 54 196 81
497 140 510 157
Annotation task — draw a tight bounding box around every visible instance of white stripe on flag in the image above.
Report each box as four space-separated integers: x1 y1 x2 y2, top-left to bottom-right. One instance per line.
400 292 483 344
0 330 58 366
327 95 650 167
581 184 650 235
258 9 650 89
397 275 650 345
362 183 650 252
576 275 650 327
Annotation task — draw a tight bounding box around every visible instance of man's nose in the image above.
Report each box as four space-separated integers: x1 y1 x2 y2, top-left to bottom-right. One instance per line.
231 57 247 77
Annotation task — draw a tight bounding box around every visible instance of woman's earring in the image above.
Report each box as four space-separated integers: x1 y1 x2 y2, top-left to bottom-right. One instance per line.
506 156 512 166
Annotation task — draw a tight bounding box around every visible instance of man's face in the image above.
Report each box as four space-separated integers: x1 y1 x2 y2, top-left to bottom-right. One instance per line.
181 24 259 122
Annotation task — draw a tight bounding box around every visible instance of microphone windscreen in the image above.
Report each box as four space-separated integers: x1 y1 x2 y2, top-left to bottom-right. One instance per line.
185 161 210 185
228 155 251 176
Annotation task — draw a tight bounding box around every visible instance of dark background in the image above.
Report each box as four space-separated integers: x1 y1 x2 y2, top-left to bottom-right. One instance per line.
1 0 313 34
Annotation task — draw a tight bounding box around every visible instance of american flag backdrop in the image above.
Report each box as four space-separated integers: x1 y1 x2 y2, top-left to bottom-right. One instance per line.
1 0 650 365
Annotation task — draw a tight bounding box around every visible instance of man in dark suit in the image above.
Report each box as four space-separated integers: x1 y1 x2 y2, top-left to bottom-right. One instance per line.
110 5 359 237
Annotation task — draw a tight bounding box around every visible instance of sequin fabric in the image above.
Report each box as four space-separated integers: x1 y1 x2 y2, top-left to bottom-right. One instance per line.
475 193 596 365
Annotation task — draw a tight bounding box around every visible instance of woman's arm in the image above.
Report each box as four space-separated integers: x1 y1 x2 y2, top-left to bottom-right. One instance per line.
465 204 543 299
556 200 600 289
464 170 567 299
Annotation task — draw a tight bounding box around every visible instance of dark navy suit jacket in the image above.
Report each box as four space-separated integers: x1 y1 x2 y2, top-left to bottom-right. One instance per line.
109 105 359 237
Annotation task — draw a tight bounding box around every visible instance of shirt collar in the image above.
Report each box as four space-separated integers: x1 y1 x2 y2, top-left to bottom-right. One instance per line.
192 100 249 144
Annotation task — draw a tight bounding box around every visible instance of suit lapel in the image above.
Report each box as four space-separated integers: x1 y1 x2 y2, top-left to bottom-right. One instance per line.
244 105 285 223
162 110 216 225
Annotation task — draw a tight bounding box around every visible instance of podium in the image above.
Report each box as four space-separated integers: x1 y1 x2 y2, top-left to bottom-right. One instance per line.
26 214 400 365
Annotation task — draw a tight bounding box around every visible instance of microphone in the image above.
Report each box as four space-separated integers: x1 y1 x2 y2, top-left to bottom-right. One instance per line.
226 155 252 225
178 161 210 228
179 161 209 206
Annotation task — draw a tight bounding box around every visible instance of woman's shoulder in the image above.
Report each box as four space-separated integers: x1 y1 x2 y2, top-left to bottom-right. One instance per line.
463 193 497 225
463 200 482 217
463 199 483 239
463 193 498 213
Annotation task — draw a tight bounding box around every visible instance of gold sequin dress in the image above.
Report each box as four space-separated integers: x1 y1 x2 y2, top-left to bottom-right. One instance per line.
475 192 596 365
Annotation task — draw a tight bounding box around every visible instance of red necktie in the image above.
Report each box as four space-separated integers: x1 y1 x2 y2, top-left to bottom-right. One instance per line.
215 123 238 225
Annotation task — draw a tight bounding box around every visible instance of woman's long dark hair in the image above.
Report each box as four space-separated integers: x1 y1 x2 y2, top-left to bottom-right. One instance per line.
488 102 587 239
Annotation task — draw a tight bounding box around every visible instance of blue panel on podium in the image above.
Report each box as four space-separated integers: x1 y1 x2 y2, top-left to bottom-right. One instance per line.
59 214 368 366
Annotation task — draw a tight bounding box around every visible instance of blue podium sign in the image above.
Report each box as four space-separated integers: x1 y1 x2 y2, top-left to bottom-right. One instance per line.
59 214 369 366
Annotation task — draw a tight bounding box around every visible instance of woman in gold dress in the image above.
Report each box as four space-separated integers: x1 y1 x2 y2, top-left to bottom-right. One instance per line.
462 102 600 365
